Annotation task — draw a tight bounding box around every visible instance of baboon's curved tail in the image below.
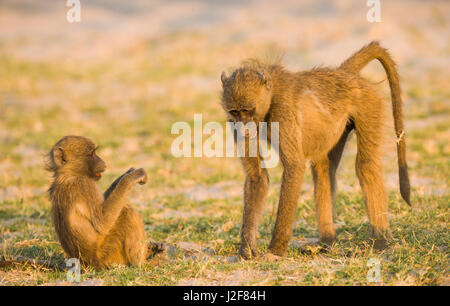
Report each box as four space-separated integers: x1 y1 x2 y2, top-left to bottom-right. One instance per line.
340 41 411 206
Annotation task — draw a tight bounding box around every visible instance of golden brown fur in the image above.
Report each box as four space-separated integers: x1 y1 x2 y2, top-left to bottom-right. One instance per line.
221 41 411 258
46 136 163 269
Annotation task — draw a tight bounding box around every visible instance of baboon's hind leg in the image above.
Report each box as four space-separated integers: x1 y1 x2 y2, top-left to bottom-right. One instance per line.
312 159 336 245
311 123 354 245
328 122 354 207
354 107 391 249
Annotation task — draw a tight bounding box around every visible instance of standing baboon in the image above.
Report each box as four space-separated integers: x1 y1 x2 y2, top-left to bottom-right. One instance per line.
46 136 164 269
221 41 410 259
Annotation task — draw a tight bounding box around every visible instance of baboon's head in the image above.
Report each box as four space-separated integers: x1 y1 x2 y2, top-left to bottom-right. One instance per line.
46 136 106 180
221 66 272 125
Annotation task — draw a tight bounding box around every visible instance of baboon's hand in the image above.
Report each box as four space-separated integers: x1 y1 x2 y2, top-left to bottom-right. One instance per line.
117 168 135 183
131 168 147 185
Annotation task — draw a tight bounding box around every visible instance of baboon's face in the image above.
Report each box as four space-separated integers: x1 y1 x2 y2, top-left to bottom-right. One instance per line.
221 68 272 125
48 136 106 180
227 107 256 124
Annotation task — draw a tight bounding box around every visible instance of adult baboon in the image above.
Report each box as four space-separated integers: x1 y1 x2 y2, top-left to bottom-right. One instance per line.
220 41 411 259
46 136 164 269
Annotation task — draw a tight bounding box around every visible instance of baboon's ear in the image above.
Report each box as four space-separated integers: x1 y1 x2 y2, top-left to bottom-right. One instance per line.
221 72 227 86
52 146 66 167
258 70 272 90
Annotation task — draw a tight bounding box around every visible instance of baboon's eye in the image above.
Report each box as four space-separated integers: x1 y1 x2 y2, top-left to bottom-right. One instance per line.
241 108 255 116
88 146 99 156
229 110 239 117
243 108 254 114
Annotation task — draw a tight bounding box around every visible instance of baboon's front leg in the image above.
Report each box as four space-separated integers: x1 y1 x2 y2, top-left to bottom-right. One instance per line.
268 161 305 256
312 159 336 245
104 168 135 199
239 155 269 259
97 168 147 235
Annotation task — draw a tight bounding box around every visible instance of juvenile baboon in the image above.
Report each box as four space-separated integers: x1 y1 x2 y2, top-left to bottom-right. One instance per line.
220 41 411 259
46 136 164 269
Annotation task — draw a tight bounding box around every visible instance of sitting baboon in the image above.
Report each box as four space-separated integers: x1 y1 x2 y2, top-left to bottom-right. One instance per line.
46 136 164 269
220 41 411 259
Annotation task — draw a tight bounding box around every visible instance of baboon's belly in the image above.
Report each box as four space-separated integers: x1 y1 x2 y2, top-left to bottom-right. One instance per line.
298 93 349 159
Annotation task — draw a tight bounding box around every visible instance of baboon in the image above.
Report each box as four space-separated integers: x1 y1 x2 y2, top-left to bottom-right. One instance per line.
220 41 411 259
45 136 164 269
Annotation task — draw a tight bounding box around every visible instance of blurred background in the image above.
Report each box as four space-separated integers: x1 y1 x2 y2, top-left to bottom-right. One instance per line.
0 0 448 285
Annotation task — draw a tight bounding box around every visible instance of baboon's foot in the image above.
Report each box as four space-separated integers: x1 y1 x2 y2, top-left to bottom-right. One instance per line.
239 243 259 260
319 234 336 247
267 243 288 257
267 248 287 257
147 242 166 258
369 226 392 251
